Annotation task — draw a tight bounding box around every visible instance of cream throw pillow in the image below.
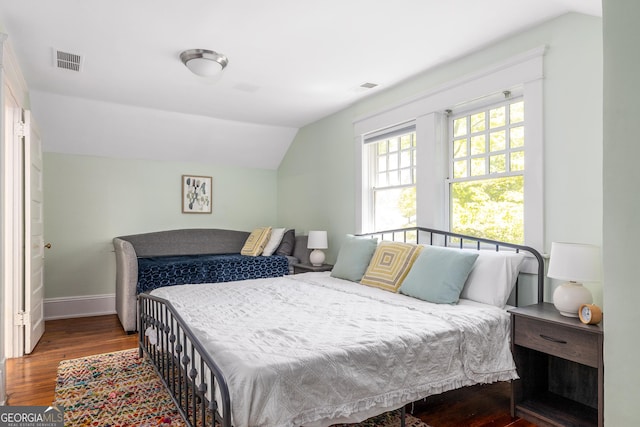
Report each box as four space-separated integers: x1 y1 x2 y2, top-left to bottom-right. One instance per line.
241 227 272 256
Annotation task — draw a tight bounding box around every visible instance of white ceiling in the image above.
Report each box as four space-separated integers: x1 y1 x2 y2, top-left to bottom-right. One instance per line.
0 0 601 169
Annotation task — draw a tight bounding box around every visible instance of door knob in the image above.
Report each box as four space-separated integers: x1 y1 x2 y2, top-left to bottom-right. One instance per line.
44 243 52 249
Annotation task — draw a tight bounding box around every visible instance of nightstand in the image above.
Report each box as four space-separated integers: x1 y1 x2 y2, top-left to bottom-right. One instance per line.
509 302 603 427
292 263 333 274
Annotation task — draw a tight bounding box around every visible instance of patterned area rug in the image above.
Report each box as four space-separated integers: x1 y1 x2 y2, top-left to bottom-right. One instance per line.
54 349 431 427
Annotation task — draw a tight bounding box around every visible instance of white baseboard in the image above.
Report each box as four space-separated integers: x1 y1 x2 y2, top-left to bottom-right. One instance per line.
44 294 116 320
0 357 6 405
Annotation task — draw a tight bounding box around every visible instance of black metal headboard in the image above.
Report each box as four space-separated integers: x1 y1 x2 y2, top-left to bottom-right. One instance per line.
357 226 544 305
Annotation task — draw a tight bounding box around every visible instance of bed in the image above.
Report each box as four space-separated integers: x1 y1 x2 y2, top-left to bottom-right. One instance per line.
138 227 544 427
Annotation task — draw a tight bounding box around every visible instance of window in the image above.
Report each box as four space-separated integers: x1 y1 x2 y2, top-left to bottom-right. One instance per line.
363 125 416 232
355 47 543 250
448 98 525 243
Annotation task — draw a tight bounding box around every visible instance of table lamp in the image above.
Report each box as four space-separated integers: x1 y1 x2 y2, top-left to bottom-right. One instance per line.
547 242 601 317
307 231 328 266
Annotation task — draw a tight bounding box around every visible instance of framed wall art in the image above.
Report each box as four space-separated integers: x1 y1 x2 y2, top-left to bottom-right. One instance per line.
182 175 212 214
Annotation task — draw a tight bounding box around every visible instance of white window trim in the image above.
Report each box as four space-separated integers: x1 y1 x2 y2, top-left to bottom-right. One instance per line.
354 46 545 251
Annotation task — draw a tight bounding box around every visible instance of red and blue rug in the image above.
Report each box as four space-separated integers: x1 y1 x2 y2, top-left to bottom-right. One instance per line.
54 349 430 427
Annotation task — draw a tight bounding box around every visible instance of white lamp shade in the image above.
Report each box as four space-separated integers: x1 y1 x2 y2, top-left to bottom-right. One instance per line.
307 231 328 249
548 242 601 317
547 242 602 282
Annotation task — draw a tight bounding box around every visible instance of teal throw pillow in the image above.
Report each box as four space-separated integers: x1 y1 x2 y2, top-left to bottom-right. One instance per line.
330 235 378 282
399 246 479 304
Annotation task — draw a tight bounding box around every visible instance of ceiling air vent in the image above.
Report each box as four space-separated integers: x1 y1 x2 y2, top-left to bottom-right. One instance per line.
54 49 83 72
360 82 378 89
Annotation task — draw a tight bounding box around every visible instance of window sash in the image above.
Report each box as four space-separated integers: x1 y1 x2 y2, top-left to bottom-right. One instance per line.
362 124 417 232
446 97 526 244
448 97 525 183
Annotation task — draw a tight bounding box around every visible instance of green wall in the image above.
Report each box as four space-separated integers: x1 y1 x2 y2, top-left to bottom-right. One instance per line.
603 0 640 422
278 12 604 303
43 153 278 298
43 13 603 305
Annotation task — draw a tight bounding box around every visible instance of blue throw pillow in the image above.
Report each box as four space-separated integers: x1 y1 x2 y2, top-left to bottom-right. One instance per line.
330 235 378 282
399 246 479 304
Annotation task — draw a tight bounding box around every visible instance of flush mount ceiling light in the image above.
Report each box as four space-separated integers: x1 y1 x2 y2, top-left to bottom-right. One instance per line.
180 49 229 77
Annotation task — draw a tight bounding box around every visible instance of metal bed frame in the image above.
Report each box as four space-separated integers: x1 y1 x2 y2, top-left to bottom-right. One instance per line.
138 226 545 427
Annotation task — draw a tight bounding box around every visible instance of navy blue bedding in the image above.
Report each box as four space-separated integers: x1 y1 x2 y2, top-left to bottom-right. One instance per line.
136 253 289 293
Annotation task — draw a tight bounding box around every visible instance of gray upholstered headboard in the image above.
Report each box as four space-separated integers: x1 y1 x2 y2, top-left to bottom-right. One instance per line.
117 228 250 257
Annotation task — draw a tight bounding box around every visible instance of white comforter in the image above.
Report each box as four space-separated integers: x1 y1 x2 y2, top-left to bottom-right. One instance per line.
151 272 517 427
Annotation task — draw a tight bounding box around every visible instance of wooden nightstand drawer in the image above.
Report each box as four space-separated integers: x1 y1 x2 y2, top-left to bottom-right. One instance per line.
514 315 599 368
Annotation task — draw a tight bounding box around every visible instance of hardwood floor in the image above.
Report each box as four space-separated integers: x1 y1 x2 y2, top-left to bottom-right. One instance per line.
5 315 137 406
5 315 536 426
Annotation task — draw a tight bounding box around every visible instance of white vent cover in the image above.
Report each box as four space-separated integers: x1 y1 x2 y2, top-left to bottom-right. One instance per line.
54 49 82 72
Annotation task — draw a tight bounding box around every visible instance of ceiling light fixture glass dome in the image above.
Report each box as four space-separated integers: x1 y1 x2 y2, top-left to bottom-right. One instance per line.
180 49 229 77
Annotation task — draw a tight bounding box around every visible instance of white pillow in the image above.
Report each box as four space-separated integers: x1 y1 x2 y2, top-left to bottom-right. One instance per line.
460 250 525 307
262 228 286 256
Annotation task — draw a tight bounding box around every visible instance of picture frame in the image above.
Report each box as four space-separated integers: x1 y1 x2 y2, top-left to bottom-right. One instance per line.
182 175 212 214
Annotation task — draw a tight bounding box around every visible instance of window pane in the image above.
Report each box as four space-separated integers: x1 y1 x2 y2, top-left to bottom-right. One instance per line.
378 156 387 172
388 153 398 170
490 131 506 152
454 160 468 178
400 168 411 185
377 173 387 187
453 117 467 137
470 135 486 155
510 101 525 124
413 150 417 166
374 186 416 231
400 150 411 168
510 126 524 148
388 138 399 153
470 112 486 133
450 176 524 244
471 158 486 176
490 106 506 128
511 151 524 171
490 154 506 174
400 134 412 149
377 141 387 154
453 138 467 158
388 170 399 186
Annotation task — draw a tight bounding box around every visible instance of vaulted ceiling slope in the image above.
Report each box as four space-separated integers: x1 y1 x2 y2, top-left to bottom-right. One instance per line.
0 1 601 169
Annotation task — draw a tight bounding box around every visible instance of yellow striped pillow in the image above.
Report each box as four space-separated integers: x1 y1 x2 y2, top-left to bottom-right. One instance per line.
241 227 272 256
360 241 423 292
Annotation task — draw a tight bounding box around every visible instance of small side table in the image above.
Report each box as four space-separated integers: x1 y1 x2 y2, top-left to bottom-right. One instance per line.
292 263 333 274
509 302 603 427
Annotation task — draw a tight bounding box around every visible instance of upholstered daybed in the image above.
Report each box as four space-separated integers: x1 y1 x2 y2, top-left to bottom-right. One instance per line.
114 228 306 332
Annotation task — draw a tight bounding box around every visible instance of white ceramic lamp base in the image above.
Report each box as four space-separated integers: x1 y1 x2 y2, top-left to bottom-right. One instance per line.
309 249 325 266
553 281 593 317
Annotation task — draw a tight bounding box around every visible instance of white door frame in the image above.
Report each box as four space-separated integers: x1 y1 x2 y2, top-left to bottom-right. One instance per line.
1 35 31 363
2 82 25 359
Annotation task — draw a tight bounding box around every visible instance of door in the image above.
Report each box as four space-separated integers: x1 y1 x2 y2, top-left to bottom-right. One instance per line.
23 109 44 354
